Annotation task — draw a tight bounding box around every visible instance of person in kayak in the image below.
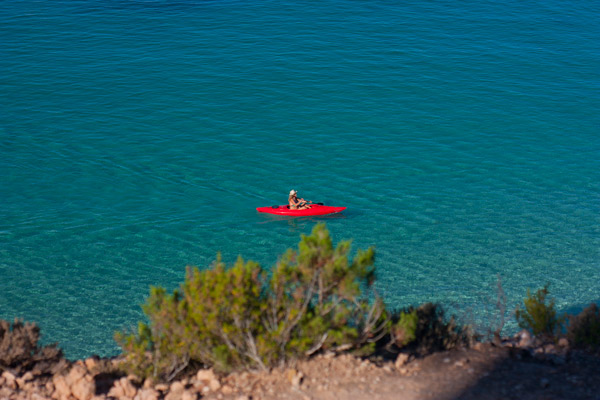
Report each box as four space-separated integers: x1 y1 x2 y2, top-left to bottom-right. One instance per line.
289 189 311 210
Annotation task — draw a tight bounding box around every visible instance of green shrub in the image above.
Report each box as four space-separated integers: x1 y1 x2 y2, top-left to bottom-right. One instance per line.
515 284 564 338
567 303 600 350
117 223 388 380
387 303 472 354
412 303 472 354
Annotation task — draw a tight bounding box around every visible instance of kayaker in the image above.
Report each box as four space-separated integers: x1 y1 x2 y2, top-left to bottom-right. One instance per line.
289 190 311 210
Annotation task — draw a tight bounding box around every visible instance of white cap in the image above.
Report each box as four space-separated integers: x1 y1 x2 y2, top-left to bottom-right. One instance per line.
289 189 297 195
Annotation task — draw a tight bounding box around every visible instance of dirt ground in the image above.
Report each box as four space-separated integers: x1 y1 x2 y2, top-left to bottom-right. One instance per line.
216 343 600 400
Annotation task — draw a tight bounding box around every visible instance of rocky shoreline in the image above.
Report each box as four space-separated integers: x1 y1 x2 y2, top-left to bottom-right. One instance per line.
2 330 599 400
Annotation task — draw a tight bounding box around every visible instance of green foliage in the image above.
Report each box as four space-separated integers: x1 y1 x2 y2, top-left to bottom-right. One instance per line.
391 309 418 347
117 223 387 381
567 303 600 350
515 284 564 338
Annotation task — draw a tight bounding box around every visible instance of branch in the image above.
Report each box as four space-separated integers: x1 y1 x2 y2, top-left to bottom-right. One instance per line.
280 272 319 344
244 330 267 371
305 333 328 356
319 297 343 317
166 354 189 382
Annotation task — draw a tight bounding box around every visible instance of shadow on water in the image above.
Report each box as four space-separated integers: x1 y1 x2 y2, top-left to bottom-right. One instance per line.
256 211 349 225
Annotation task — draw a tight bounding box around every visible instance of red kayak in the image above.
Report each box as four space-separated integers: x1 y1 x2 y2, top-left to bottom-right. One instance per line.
257 204 346 216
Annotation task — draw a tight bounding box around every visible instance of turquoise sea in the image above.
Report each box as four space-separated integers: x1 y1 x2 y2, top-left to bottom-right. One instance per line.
1 0 599 359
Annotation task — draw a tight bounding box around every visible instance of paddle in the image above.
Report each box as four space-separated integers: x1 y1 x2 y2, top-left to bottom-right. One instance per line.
300 200 324 206
273 202 324 209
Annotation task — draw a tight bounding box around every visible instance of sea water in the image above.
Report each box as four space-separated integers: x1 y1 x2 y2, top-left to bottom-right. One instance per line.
1 0 599 359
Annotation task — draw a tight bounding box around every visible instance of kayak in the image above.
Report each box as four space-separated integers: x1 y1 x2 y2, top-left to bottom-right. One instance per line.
257 204 346 217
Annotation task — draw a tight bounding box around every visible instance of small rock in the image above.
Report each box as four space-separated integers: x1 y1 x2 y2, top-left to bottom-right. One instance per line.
517 329 534 348
170 381 185 393
454 359 469 367
286 368 297 383
66 365 87 387
53 375 72 399
395 353 409 369
291 372 304 388
209 378 221 391
22 371 34 382
558 337 569 348
165 381 185 400
235 396 249 400
137 388 160 400
147 389 161 400
71 377 95 400
181 390 198 400
544 344 557 354
472 342 484 351
20 380 33 391
143 378 155 389
165 391 179 400
2 371 17 390
84 356 99 371
121 377 138 398
140 389 160 400
196 369 216 382
155 383 169 392
534 347 545 355
443 357 451 363
221 385 233 395
107 384 125 399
